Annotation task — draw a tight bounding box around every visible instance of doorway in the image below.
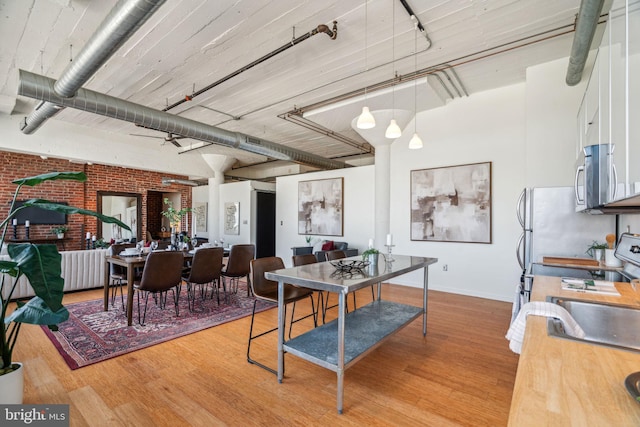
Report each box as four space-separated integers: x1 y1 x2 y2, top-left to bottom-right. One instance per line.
255 191 276 258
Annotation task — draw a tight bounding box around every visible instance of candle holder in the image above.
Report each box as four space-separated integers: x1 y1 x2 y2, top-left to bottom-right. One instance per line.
25 226 30 240
12 225 17 240
86 238 91 250
384 244 395 262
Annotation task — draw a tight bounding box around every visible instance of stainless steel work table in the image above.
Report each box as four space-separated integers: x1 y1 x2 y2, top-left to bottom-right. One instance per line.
265 254 437 414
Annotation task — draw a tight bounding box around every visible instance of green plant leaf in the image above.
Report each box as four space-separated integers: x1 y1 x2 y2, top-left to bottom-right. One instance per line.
22 199 131 231
7 244 64 312
5 296 69 326
0 260 19 277
12 171 86 187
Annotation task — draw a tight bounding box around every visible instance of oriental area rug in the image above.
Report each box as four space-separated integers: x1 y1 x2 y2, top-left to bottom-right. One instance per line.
41 282 271 370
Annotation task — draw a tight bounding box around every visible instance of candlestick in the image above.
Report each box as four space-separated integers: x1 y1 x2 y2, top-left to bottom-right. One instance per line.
25 220 30 228
25 226 30 240
384 244 395 262
12 224 17 239
86 238 91 250
12 219 17 226
86 232 91 240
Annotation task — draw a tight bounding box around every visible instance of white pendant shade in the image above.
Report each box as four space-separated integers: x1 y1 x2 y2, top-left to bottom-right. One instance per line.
357 106 376 129
385 119 402 139
408 132 423 149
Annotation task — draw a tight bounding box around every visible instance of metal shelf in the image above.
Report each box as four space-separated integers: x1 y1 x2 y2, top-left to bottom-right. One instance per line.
284 300 422 371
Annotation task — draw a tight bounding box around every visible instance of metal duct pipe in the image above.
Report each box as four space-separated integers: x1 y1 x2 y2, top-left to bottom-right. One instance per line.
18 70 349 171
162 178 202 187
20 0 166 134
566 0 605 86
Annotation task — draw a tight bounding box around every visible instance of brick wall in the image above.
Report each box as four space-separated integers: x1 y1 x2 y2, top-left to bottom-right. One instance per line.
0 151 192 250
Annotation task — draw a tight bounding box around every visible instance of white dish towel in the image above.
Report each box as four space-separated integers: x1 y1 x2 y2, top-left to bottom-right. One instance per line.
506 301 586 354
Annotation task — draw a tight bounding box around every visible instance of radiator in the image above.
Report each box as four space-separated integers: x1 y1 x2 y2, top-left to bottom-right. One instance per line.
1 249 109 300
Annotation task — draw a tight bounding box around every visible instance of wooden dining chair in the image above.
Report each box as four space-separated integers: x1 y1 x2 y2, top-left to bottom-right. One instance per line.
248 257 317 375
221 244 255 297
182 247 224 309
133 251 184 325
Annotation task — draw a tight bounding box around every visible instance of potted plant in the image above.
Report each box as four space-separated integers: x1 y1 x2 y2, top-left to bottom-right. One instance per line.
161 198 191 247
586 241 607 261
50 225 69 239
305 236 312 246
0 172 130 403
362 248 381 266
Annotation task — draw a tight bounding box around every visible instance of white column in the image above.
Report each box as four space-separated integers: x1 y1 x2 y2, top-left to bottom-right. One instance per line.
201 154 236 242
352 109 412 248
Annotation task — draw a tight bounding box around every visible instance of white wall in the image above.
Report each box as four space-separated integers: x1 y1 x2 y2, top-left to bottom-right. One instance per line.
389 84 527 301
218 180 276 246
276 165 375 267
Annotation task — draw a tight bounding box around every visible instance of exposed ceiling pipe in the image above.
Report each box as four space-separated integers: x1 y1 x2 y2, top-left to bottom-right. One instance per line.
19 0 166 134
18 70 349 171
566 0 605 86
161 177 203 187
162 21 338 113
399 0 432 48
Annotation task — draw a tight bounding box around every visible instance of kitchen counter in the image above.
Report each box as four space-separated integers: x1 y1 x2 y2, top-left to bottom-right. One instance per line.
508 275 640 426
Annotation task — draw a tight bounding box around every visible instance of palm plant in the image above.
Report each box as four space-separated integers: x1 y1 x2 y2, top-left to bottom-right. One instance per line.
0 172 130 376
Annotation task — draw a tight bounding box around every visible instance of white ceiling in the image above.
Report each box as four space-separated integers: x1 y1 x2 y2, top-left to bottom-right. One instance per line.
0 0 589 179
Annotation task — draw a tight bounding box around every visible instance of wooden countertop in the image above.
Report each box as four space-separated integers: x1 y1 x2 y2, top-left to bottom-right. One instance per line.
508 275 640 426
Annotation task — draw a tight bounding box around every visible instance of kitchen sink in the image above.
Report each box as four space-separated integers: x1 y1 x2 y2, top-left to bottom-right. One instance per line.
546 296 640 353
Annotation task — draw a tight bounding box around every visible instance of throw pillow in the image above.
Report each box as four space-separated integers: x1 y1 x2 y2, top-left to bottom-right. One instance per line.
321 240 334 251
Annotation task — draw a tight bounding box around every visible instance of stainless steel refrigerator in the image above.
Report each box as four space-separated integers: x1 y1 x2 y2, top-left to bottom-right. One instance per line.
513 187 616 321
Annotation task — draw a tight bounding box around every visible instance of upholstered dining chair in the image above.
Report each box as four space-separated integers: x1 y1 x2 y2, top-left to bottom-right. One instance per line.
133 251 184 325
108 243 135 309
325 250 346 261
221 244 255 297
292 254 324 324
248 256 317 375
182 247 224 309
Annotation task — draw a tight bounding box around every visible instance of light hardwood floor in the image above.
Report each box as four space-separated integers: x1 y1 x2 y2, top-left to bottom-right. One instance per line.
14 284 519 426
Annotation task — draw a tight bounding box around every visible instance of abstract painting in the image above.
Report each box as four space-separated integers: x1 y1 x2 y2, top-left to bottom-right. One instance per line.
411 162 491 243
193 202 207 233
298 177 343 236
224 202 239 235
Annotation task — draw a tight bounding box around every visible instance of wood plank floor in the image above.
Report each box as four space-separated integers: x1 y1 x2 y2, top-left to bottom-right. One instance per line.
14 284 519 426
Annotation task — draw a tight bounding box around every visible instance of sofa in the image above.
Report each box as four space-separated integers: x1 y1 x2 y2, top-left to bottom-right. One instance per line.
1 248 109 300
313 241 358 262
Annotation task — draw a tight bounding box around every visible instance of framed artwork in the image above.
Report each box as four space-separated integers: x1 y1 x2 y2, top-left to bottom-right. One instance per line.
298 177 343 236
224 202 240 235
111 214 122 240
193 202 207 233
410 162 491 243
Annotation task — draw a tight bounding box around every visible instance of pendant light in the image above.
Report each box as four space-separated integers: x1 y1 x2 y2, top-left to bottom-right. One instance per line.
385 0 402 139
408 18 423 150
357 0 376 129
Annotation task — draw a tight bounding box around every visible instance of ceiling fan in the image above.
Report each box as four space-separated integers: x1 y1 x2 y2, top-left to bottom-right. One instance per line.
130 132 186 147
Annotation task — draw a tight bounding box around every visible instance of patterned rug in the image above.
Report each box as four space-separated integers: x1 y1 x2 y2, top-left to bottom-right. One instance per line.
42 282 272 369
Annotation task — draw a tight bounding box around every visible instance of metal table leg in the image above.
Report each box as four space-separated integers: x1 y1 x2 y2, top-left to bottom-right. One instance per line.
277 279 285 383
337 291 346 414
423 266 429 336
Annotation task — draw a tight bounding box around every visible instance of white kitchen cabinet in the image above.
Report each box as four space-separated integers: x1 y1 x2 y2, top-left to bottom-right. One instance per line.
576 0 640 207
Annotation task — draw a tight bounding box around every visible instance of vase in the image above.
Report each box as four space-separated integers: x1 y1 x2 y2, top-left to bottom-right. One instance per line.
367 253 379 266
0 362 24 404
593 249 603 261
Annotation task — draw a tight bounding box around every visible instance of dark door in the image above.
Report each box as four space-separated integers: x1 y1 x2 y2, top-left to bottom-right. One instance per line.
255 192 276 258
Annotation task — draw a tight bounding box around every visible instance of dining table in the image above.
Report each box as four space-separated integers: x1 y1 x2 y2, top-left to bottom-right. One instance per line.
265 254 437 414
104 250 193 326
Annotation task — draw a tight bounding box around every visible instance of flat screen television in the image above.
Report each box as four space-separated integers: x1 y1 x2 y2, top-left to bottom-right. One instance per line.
10 200 67 225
